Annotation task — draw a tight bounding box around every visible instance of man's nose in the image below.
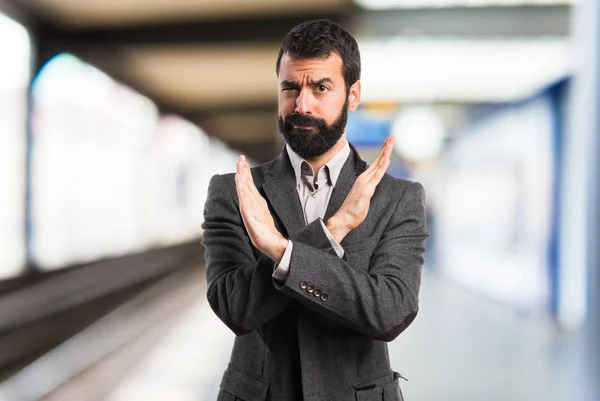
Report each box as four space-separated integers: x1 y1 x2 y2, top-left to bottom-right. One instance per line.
295 89 312 115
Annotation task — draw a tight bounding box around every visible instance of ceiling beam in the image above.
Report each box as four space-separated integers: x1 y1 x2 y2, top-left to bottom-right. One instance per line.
352 6 570 38
40 13 349 48
28 12 349 114
27 5 570 55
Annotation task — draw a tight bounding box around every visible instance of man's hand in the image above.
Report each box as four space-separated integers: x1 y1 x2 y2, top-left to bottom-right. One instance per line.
235 155 288 263
326 135 395 243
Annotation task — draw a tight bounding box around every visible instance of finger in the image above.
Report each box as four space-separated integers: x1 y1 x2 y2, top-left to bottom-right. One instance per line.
244 173 258 199
236 155 250 189
236 158 252 199
371 137 394 183
379 135 392 158
367 135 392 174
236 166 253 200
374 156 390 181
240 156 254 188
237 155 246 177
235 172 248 198
386 134 395 148
379 135 393 161
239 156 254 191
239 155 247 175
377 135 394 168
241 156 263 198
241 155 253 181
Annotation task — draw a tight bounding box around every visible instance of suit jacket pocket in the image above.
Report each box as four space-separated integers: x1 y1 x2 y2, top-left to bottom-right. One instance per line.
353 371 404 401
355 385 383 401
220 366 269 401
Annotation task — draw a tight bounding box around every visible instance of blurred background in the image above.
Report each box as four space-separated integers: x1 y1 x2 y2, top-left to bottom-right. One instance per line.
0 0 598 400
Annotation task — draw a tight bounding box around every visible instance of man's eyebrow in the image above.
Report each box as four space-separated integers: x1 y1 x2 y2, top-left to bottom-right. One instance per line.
280 78 335 88
280 80 300 89
311 78 334 86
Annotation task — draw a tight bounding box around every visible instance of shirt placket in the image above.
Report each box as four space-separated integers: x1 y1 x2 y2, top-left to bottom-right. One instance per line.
303 168 327 224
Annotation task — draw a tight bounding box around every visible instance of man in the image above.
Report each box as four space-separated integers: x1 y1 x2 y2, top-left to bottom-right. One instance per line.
202 19 428 401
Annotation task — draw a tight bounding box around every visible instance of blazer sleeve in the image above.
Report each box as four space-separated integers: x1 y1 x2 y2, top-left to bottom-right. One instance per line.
274 181 428 342
202 174 293 336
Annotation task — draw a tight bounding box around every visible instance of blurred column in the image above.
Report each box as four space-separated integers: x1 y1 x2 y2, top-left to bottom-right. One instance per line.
565 0 600 398
587 0 600 395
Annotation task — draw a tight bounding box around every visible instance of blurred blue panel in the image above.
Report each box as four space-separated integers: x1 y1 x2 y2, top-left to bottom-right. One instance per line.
346 111 391 147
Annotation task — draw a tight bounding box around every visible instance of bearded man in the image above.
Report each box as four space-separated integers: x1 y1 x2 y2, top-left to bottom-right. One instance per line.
202 19 428 401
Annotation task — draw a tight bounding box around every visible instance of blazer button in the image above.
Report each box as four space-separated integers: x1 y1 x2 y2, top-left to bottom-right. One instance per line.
307 284 315 294
314 288 322 297
320 292 329 302
300 281 308 290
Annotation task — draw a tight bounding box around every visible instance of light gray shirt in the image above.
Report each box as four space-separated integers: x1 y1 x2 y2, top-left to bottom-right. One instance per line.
272 141 351 281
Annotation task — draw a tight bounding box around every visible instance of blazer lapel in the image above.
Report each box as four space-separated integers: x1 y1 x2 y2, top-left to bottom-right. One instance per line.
261 149 306 236
324 144 368 221
262 143 368 236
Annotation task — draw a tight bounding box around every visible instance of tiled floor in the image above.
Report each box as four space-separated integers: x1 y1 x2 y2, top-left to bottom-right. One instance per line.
106 268 594 401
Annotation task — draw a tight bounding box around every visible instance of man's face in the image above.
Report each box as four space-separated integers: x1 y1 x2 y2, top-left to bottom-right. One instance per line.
277 53 360 159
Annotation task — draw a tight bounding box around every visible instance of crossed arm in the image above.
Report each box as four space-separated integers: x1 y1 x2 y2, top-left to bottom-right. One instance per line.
203 136 428 340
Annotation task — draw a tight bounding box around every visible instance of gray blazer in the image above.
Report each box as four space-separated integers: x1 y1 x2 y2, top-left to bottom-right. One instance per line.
202 144 428 401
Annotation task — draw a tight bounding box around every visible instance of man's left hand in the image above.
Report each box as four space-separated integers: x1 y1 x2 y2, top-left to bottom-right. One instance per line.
235 155 288 263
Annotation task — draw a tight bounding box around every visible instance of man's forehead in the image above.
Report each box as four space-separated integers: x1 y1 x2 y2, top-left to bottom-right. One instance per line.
278 53 344 79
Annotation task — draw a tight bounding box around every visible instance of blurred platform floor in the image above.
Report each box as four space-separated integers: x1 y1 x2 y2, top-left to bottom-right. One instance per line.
104 268 592 401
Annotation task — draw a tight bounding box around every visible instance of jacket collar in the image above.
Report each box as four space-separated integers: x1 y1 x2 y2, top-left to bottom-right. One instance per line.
261 143 367 237
286 141 351 189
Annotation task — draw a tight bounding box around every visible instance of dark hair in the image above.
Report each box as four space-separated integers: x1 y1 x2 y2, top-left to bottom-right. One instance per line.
275 19 361 93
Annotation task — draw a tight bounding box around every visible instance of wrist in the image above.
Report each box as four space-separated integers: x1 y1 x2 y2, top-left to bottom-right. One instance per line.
326 215 349 243
266 235 289 264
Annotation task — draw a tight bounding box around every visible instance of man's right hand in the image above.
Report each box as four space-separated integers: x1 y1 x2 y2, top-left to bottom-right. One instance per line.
326 135 395 244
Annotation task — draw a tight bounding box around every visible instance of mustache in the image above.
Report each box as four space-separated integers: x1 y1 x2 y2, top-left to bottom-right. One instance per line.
283 113 325 128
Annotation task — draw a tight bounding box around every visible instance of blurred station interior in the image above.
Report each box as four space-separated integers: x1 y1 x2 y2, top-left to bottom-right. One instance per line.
0 0 598 400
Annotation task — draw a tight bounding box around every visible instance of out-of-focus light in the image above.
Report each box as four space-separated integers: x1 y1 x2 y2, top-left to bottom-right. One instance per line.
355 0 575 10
391 106 445 160
30 53 160 269
0 12 30 279
359 38 570 103
0 13 30 90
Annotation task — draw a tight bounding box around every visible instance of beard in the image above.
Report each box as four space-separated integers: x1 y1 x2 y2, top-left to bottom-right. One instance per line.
278 98 349 159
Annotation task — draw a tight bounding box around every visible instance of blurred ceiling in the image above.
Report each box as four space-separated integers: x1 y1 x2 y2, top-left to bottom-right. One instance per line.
21 0 348 28
1 0 571 161
122 44 280 111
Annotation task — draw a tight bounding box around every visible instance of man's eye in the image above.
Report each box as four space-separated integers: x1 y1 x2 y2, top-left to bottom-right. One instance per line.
318 85 328 92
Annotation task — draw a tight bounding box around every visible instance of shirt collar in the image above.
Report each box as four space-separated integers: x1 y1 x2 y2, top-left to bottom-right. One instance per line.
286 140 351 188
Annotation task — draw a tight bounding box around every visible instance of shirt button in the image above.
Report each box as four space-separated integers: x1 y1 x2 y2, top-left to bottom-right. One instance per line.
307 284 315 294
314 288 322 297
320 293 329 302
311 192 318 198
299 281 308 290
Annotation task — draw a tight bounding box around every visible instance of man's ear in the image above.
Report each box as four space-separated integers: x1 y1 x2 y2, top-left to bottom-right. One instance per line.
347 80 361 112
